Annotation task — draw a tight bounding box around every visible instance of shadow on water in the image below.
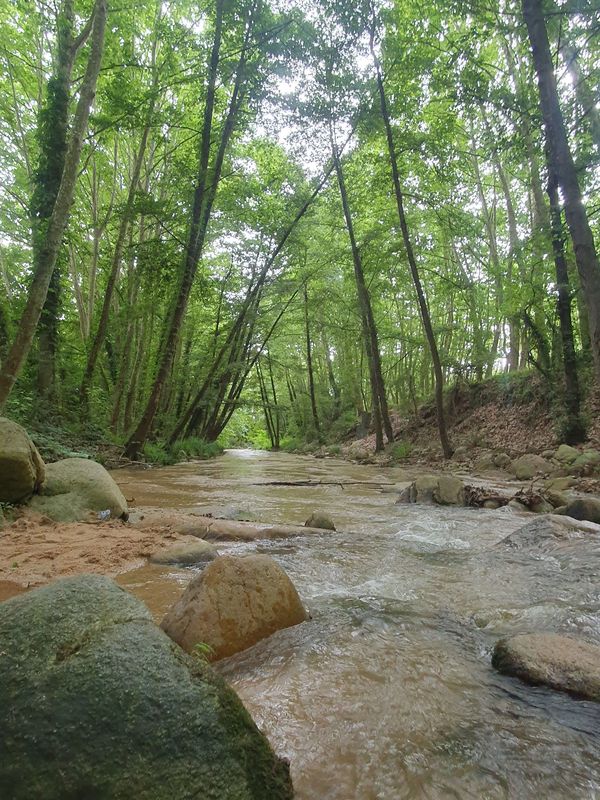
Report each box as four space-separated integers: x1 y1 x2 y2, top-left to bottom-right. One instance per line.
116 449 600 800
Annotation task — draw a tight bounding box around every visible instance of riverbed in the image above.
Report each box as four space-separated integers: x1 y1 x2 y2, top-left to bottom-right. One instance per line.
115 449 600 800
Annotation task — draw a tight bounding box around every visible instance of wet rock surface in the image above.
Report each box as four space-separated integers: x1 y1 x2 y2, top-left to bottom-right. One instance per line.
0 574 293 800
161 554 308 660
492 633 600 701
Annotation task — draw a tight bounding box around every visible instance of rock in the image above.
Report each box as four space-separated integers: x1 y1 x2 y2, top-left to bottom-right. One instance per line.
305 511 336 530
542 449 556 460
150 538 218 565
555 444 579 464
508 498 529 513
0 575 293 799
545 489 569 509
474 452 496 473
529 498 554 514
434 475 465 505
498 514 600 550
545 476 576 491
492 633 600 701
413 475 439 503
482 499 502 510
492 452 511 469
396 483 416 503
161 555 308 660
510 454 553 480
563 497 600 525
572 450 600 474
0 418 45 504
451 445 469 461
28 457 128 522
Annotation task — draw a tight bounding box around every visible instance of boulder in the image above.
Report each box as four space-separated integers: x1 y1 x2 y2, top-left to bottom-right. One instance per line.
413 475 439 502
397 475 465 506
305 511 336 531
492 633 600 701
529 498 554 514
555 444 579 464
0 418 45 504
28 457 128 522
0 575 293 800
434 475 465 505
544 489 569 509
572 450 600 474
161 554 308 660
542 449 556 460
498 514 599 550
482 499 502 510
492 452 511 469
150 538 218 565
451 445 469 462
473 452 496 473
510 454 553 480
545 476 576 491
563 497 600 525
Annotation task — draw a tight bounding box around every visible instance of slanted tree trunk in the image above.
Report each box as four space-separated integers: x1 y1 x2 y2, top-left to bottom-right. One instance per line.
523 0 600 382
125 0 247 458
0 0 107 410
371 33 452 458
329 122 391 452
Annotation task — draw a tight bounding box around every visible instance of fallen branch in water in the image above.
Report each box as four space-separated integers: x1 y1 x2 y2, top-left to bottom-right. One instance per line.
248 479 397 489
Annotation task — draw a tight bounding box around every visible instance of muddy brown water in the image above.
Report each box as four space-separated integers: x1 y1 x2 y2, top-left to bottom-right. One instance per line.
114 449 600 799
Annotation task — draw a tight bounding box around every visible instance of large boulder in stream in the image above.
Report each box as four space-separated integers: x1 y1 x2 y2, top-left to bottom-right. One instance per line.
397 474 465 506
510 454 553 480
492 633 600 701
0 575 293 800
498 514 600 551
150 537 218 566
305 511 336 530
28 457 128 521
562 497 600 525
0 417 45 503
161 554 308 660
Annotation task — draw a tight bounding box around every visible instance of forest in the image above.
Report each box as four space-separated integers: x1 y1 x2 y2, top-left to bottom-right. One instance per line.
0 0 599 463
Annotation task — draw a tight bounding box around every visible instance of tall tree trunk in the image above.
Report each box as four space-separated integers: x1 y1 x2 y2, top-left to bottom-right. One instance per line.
329 123 390 452
371 35 452 458
0 0 107 410
303 283 321 441
523 0 600 382
125 0 248 458
547 164 586 443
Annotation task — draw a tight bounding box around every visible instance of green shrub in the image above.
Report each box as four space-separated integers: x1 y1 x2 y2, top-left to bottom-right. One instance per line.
390 441 412 461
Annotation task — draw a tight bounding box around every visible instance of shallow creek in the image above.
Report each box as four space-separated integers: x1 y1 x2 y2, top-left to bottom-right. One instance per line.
115 449 600 799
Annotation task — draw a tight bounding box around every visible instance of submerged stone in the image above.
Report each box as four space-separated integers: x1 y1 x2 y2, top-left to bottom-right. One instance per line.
492 633 600 701
0 574 293 800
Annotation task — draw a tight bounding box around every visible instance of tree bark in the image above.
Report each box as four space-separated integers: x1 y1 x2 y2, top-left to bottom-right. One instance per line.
523 0 600 382
371 35 452 458
0 0 107 410
303 283 321 441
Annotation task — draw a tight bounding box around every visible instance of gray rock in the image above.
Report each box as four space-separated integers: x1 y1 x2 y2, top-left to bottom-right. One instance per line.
482 499 502 510
433 475 465 505
498 514 599 550
545 476 576 491
0 418 45 504
305 511 336 530
492 452 511 469
530 499 554 514
29 457 128 522
563 497 600 525
510 454 553 480
0 575 293 799
413 475 439 503
492 633 600 701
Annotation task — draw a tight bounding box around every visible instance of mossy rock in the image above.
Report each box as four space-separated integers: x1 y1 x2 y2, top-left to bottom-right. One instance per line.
0 417 45 504
0 575 293 800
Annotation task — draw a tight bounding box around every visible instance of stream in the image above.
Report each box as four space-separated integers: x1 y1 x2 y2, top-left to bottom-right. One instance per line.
116 449 600 799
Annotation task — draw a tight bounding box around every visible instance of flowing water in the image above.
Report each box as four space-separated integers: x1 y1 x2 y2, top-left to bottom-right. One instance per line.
116 449 600 799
